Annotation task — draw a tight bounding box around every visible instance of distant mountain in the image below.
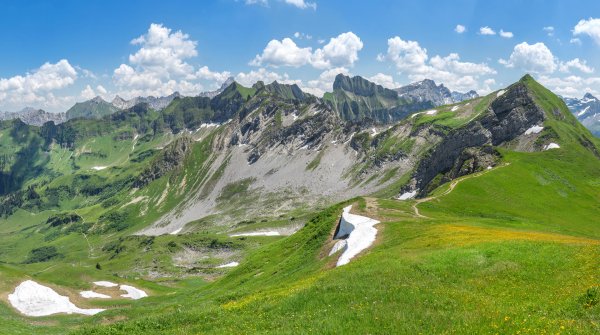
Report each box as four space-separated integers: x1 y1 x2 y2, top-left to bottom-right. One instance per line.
563 93 600 137
66 96 121 120
324 74 434 123
0 107 66 126
198 77 236 98
111 92 181 111
395 79 478 106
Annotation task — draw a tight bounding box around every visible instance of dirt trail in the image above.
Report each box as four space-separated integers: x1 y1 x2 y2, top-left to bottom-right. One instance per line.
411 163 510 218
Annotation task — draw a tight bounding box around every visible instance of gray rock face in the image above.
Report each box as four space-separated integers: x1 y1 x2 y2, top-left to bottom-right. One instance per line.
111 92 181 111
198 77 235 98
563 93 600 137
0 107 66 126
409 82 545 195
395 79 479 106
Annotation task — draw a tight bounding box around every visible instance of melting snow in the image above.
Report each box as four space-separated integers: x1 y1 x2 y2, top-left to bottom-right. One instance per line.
426 109 437 115
216 261 239 268
230 231 281 237
170 228 182 235
119 285 148 300
524 125 544 135
293 113 299 121
8 280 105 317
328 240 347 256
451 106 459 112
331 206 380 266
497 90 506 97
91 166 107 171
544 143 561 150
397 190 417 200
93 281 118 288
80 291 110 299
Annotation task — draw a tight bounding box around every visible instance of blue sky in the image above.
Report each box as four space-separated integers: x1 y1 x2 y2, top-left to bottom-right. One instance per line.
1 0 600 112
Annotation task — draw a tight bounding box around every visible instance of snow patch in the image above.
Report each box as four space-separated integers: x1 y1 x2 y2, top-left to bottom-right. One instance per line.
397 190 417 200
93 281 118 288
524 125 544 135
544 143 561 150
332 206 380 266
80 291 110 299
578 106 590 117
119 285 148 300
328 240 347 256
170 228 182 235
496 90 506 97
216 261 239 268
91 166 107 171
8 280 105 317
230 231 281 237
451 106 459 112
426 109 437 115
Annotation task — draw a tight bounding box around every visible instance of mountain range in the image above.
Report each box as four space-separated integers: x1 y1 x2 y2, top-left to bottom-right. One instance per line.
563 93 600 136
0 73 599 334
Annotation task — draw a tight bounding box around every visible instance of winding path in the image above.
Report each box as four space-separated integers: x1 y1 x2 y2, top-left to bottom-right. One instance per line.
411 163 510 218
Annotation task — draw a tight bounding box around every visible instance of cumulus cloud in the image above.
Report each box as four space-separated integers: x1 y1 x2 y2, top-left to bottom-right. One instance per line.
537 74 600 97
573 17 600 45
499 29 513 38
250 38 313 67
543 26 555 37
245 0 316 10
113 23 204 97
377 36 496 92
479 26 496 35
284 0 316 10
455 25 466 34
303 67 350 96
499 42 557 73
251 32 363 70
234 68 301 87
559 58 594 74
0 59 78 111
112 23 231 98
80 85 96 100
367 73 400 89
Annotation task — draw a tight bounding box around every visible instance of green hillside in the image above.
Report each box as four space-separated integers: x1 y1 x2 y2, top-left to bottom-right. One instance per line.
0 75 598 334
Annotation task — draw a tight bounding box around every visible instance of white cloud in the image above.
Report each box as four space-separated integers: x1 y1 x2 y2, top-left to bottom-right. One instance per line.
303 67 349 96
455 25 466 34
479 26 496 35
96 85 107 95
570 38 582 45
251 32 363 70
377 36 496 92
537 74 600 97
284 0 316 10
250 38 312 67
245 0 316 10
499 42 557 74
367 73 400 89
113 23 204 97
195 66 232 85
499 29 513 38
234 68 301 87
293 32 312 40
311 32 363 69
573 17 600 45
543 26 555 37
80 85 96 100
559 58 594 74
0 59 78 111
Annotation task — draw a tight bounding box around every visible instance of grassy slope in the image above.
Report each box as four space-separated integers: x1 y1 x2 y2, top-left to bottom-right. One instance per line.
1 76 599 334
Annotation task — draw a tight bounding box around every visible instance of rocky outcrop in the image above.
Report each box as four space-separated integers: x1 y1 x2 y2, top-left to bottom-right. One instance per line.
133 136 193 188
407 82 545 196
395 79 478 106
0 108 66 126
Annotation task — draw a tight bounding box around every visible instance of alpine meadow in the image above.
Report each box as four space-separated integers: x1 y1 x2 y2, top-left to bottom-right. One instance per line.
0 1 599 334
